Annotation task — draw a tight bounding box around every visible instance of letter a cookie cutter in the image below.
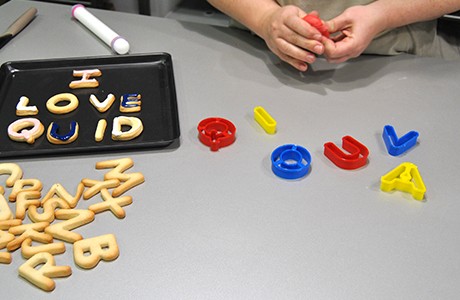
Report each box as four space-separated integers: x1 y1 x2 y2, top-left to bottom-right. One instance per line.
380 162 426 200
324 135 369 170
382 125 419 156
197 117 236 151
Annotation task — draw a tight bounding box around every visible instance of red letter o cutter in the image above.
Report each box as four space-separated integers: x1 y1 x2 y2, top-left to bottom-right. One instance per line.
324 135 369 170
197 117 236 151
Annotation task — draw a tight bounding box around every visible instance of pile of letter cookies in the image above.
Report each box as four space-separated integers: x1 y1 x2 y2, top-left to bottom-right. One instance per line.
0 157 144 292
8 69 143 145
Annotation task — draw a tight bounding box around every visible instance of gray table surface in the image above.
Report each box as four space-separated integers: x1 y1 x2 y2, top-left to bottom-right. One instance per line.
1 1 460 299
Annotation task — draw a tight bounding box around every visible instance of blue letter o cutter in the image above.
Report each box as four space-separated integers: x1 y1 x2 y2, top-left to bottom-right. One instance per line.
271 144 311 179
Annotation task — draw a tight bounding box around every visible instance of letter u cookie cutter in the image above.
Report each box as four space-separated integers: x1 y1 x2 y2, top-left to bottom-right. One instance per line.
197 117 236 151
382 125 419 156
323 135 369 170
380 162 426 200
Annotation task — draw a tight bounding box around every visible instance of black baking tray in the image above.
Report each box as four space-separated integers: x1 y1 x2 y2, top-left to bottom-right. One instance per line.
0 53 180 158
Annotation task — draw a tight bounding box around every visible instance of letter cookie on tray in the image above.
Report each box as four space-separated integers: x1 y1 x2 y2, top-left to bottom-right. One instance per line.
46 93 79 114
120 93 141 113
8 118 44 144
90 93 116 113
47 121 79 144
95 119 107 142
69 69 102 89
16 96 39 116
112 116 143 141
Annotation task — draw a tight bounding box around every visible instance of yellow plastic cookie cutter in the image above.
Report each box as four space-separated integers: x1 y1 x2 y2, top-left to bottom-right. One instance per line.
254 106 277 134
380 162 426 201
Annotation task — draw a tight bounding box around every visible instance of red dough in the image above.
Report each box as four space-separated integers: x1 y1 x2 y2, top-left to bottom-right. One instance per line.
302 14 330 38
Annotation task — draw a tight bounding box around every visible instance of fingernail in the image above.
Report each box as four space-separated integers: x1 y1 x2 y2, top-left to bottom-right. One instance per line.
313 34 322 40
314 44 323 54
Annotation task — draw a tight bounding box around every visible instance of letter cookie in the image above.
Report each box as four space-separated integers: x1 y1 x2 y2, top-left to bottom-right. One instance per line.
16 96 39 116
21 238 66 259
90 93 116 113
7 118 44 144
69 69 102 89
120 93 141 113
9 178 43 202
96 158 145 197
88 188 132 219
41 182 84 208
112 116 143 141
15 191 41 220
0 193 13 221
0 252 12 264
95 119 107 142
81 178 120 200
7 221 52 251
73 234 119 269
45 209 94 243
28 198 71 223
0 230 15 249
46 93 79 114
18 252 72 292
47 121 79 144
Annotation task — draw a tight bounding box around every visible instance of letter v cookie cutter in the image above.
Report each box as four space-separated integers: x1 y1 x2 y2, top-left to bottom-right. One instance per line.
380 162 426 200
382 125 419 156
324 135 369 170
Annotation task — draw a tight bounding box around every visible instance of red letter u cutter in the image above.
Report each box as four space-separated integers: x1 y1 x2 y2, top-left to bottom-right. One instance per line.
323 135 369 170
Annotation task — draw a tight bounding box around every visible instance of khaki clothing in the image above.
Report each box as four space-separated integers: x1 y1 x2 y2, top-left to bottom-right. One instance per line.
277 0 460 59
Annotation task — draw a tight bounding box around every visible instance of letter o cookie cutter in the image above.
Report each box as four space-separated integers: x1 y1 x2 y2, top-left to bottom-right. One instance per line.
271 144 311 179
46 93 79 114
197 117 236 151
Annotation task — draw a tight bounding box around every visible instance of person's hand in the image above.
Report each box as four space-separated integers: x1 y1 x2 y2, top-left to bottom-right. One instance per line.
259 6 326 71
322 5 387 63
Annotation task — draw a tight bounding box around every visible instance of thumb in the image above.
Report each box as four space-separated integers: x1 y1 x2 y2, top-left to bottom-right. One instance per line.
325 15 349 34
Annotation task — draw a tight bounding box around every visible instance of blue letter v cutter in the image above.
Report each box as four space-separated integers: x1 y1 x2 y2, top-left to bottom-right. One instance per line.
382 125 419 156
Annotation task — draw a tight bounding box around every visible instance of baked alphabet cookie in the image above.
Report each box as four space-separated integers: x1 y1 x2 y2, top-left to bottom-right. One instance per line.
111 116 143 141
16 96 39 116
47 121 79 144
73 234 119 269
69 69 102 89
120 93 141 113
18 252 72 292
89 93 116 113
7 118 44 144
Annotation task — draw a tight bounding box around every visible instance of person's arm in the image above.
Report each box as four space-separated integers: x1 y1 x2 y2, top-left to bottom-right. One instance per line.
207 0 325 71
324 0 460 63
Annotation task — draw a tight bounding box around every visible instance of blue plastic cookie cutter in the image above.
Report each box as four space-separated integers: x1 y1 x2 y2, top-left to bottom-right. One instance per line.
382 125 419 156
271 144 311 179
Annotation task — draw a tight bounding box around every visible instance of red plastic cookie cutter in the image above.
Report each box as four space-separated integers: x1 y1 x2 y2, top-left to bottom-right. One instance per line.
324 135 369 170
197 117 236 151
302 14 330 38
